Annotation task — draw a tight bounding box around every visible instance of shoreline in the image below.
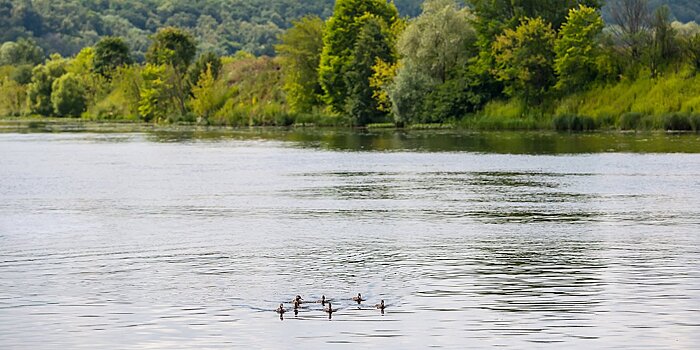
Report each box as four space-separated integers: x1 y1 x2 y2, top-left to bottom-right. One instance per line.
2 117 699 135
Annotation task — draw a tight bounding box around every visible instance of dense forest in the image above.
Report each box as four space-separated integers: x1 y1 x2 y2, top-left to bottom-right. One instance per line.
0 0 696 59
2 0 700 132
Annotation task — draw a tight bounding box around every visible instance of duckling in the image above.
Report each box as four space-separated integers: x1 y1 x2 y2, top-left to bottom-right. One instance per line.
324 302 337 314
375 300 386 310
352 293 366 304
275 303 286 314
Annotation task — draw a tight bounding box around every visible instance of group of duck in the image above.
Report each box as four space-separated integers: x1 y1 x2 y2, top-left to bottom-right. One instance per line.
275 293 386 319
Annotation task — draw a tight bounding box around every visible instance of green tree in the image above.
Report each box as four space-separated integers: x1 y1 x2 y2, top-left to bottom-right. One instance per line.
344 16 395 125
146 27 197 74
276 15 325 114
319 0 400 113
146 27 197 115
190 63 227 123
188 51 222 87
26 54 67 116
554 5 605 93
648 5 680 77
93 37 132 78
0 77 26 116
0 38 44 66
388 0 478 124
51 73 87 117
138 63 167 122
492 17 557 105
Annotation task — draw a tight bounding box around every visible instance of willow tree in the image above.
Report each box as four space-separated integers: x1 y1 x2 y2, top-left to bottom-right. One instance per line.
389 0 477 124
319 0 400 114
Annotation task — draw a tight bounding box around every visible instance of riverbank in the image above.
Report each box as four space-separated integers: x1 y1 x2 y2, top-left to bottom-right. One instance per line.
3 117 700 154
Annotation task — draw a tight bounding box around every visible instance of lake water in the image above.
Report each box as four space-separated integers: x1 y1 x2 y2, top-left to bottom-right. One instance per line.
1 129 699 349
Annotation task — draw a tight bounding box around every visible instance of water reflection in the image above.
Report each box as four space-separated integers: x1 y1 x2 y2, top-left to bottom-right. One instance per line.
1 133 699 349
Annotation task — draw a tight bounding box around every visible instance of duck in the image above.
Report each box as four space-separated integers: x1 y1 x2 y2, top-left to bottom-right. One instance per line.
324 302 338 313
275 303 286 314
375 300 386 310
352 293 366 304
291 295 303 304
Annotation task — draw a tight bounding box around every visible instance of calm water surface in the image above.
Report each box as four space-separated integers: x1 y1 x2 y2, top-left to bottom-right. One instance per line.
1 130 699 349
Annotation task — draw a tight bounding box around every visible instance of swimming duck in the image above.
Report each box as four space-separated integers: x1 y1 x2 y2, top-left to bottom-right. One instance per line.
291 295 303 304
375 300 386 310
324 302 337 313
276 303 286 314
352 293 366 304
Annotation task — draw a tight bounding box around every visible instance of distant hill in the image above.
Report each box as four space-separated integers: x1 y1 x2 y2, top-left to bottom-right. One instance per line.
0 0 422 59
0 0 695 59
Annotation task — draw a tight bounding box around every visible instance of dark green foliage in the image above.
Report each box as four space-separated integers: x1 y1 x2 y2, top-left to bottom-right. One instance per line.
319 0 399 113
619 112 644 129
553 114 598 131
663 112 693 130
345 17 394 126
147 27 197 73
10 64 32 84
93 37 132 77
188 51 222 86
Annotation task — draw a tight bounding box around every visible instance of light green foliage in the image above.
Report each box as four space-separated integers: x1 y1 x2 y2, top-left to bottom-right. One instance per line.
26 54 67 116
138 64 167 122
344 16 395 125
212 56 289 126
389 0 478 124
276 16 325 114
88 65 142 120
554 5 605 93
319 0 399 113
190 64 227 123
0 38 44 66
93 37 132 78
492 17 557 104
0 77 26 116
51 73 87 117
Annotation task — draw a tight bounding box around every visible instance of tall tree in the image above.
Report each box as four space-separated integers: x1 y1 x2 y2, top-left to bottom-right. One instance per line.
93 37 132 78
492 17 557 105
319 0 400 113
388 0 478 124
648 5 680 77
26 54 66 116
146 27 197 74
145 27 197 115
554 5 605 93
276 15 325 114
344 15 394 125
610 0 651 60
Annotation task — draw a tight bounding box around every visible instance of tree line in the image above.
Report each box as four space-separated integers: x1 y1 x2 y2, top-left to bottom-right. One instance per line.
2 0 700 131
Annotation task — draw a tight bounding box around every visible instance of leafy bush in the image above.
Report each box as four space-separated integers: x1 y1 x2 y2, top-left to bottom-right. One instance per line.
663 113 693 131
619 112 644 130
553 114 597 132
